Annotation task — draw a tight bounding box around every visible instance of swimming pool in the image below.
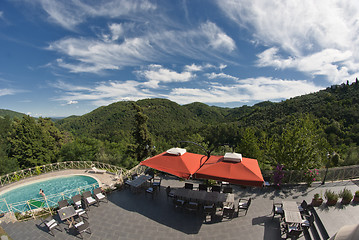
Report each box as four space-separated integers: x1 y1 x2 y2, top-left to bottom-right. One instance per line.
0 175 99 213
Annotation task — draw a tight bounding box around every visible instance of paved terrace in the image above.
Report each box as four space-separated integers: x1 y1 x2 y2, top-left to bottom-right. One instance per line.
1 172 359 240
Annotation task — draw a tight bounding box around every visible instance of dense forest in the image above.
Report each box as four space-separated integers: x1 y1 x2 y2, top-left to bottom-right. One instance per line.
1 80 359 175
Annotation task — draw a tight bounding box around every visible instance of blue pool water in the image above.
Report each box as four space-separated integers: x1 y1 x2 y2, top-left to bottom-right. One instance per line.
0 175 98 212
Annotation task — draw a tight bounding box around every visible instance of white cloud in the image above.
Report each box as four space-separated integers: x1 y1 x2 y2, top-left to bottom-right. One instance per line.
217 0 359 83
257 47 353 83
168 77 322 104
49 21 236 73
136 65 194 88
0 88 19 96
53 76 322 108
53 80 155 106
205 72 239 81
66 100 78 105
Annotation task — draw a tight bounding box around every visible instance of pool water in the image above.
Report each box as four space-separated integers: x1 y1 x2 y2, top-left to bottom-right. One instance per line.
0 175 98 212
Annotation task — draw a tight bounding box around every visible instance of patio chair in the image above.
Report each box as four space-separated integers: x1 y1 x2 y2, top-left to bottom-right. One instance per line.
211 185 221 193
298 200 308 214
43 218 62 236
166 186 175 200
222 207 235 220
145 186 156 199
203 204 216 222
185 201 199 213
82 191 98 210
72 194 83 209
58 199 69 209
238 198 251 216
152 177 162 191
301 214 314 228
74 219 92 239
198 184 208 191
93 187 108 203
75 208 89 220
272 201 284 220
173 199 185 209
223 187 233 193
285 225 302 239
184 183 193 190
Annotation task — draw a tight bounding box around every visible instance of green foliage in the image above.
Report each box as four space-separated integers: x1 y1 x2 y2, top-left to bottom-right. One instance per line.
7 116 65 168
324 189 339 201
339 188 353 201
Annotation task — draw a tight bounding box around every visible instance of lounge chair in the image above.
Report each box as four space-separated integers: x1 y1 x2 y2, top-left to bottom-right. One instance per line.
238 198 251 216
93 187 108 203
43 218 62 236
89 167 106 174
203 204 216 222
166 186 175 200
72 194 83 209
82 191 98 210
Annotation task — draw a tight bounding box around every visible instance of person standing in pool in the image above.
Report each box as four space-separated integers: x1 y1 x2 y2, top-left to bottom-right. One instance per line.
39 189 45 198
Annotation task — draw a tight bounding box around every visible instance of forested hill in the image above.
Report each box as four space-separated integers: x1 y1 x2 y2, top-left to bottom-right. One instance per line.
0 109 25 119
1 81 359 174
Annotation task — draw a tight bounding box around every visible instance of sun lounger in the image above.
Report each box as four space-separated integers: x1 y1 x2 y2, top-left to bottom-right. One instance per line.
82 191 98 210
89 167 106 174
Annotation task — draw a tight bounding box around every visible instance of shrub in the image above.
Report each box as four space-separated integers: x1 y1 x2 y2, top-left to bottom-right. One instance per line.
355 190 359 197
339 188 353 202
324 189 339 201
304 169 319 186
313 193 321 200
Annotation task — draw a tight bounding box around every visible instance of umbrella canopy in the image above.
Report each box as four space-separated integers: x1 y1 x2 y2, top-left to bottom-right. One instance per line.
140 148 207 179
194 154 264 187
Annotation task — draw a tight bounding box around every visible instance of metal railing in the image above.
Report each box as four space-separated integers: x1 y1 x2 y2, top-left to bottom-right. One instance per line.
0 183 99 221
262 164 359 184
0 161 127 187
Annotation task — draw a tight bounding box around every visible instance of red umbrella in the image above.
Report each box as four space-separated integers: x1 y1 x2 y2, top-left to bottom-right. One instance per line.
140 148 207 179
194 154 264 187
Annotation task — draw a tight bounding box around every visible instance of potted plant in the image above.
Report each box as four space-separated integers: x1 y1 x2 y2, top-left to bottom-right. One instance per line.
325 189 339 206
311 193 323 207
353 190 359 203
339 188 353 205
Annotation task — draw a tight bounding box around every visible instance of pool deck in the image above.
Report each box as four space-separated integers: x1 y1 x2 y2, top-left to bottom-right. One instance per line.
1 173 359 239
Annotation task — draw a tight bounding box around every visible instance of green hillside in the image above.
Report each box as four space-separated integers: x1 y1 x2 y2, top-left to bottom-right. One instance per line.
0 109 25 119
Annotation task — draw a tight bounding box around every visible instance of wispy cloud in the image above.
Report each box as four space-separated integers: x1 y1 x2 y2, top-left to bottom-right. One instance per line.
48 21 236 73
205 72 239 81
217 0 359 83
0 88 19 96
168 77 322 104
33 0 156 30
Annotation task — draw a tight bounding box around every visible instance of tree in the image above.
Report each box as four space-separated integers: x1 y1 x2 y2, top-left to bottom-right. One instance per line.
7 116 63 168
266 114 329 170
132 103 153 162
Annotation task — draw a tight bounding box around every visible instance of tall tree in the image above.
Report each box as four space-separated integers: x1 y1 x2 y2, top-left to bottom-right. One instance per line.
265 114 329 170
132 103 153 162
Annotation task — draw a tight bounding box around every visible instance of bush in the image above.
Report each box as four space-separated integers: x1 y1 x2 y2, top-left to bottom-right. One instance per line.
339 188 353 201
355 190 359 197
324 189 339 201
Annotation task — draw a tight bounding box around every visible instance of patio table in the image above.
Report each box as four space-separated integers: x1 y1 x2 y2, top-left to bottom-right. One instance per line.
58 206 77 227
128 175 152 188
282 201 302 224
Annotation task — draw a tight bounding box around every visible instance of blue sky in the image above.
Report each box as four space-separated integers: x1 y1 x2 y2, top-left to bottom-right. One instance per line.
1 0 358 117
